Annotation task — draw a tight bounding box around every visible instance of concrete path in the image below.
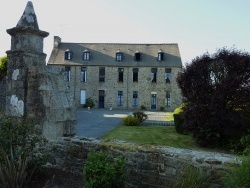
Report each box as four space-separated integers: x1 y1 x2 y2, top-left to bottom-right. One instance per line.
76 108 172 138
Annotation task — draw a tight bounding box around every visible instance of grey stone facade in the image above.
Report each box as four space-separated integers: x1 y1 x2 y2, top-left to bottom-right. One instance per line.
48 38 183 111
5 1 76 138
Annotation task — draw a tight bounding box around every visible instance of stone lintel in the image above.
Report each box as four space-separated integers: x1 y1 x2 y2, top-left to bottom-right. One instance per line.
6 26 49 38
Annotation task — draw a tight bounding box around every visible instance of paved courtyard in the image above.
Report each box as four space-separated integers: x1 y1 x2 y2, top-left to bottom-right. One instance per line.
76 108 172 138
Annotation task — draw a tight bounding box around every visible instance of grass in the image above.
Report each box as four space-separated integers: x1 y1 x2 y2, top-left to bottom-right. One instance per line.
101 126 201 150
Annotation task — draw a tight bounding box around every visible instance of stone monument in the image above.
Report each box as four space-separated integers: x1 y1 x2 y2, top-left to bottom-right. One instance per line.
6 1 76 138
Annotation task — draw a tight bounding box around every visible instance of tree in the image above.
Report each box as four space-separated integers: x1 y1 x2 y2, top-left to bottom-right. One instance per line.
0 56 7 81
177 48 250 148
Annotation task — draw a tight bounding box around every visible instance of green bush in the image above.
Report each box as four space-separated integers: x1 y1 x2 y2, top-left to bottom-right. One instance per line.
133 111 148 123
222 155 250 188
122 115 140 126
140 105 146 110
83 150 126 188
174 165 212 188
160 106 165 111
0 115 49 187
83 97 95 108
173 105 187 135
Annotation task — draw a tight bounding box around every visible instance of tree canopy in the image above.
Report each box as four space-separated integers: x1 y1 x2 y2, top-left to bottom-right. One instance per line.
177 48 250 147
0 56 7 81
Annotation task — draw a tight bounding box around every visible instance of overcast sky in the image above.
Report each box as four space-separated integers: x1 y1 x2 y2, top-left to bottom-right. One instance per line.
1 0 249 64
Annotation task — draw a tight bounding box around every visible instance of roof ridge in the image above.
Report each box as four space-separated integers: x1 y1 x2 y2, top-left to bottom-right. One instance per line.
60 42 178 45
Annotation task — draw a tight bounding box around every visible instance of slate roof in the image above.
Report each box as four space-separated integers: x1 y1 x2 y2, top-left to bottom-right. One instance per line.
48 41 182 67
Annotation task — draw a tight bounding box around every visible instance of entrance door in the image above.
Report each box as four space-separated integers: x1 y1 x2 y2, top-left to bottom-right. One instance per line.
151 94 157 110
80 90 86 105
99 90 105 108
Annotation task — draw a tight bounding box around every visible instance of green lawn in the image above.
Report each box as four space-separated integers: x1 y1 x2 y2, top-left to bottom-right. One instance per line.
101 126 201 150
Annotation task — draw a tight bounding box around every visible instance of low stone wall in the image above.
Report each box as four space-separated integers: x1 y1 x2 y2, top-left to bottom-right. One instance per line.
47 137 238 188
0 79 6 113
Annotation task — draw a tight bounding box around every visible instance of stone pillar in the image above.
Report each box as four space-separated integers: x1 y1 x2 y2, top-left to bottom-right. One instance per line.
6 1 76 138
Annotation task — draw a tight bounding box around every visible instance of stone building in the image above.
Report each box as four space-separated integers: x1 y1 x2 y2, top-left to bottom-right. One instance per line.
48 38 183 111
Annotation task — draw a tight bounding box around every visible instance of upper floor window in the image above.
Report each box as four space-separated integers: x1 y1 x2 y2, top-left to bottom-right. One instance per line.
158 50 164 61
151 68 157 83
116 50 123 62
83 50 90 61
165 68 172 83
65 66 71 81
81 67 87 82
65 49 73 60
99 67 105 82
135 51 141 62
133 68 138 82
118 68 124 82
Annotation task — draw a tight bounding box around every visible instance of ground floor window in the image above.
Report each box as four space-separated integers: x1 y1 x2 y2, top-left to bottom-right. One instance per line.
132 91 138 106
165 92 171 107
117 91 123 106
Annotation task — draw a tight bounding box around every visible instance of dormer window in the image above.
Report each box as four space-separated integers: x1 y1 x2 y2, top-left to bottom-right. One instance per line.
65 49 73 60
158 50 164 61
83 49 90 61
135 51 141 62
116 50 123 62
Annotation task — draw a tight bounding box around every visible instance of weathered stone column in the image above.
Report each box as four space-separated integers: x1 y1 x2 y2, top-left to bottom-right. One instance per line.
6 1 76 138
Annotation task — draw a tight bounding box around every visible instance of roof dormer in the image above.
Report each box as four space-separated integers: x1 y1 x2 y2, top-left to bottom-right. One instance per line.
65 49 73 60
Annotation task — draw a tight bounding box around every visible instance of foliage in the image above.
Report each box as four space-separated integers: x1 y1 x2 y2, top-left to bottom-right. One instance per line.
0 115 48 186
222 155 250 188
160 106 165 111
173 105 187 135
83 97 95 108
132 111 148 123
83 150 126 188
177 48 250 147
0 56 7 81
122 115 140 126
174 165 212 188
0 153 29 188
140 105 146 110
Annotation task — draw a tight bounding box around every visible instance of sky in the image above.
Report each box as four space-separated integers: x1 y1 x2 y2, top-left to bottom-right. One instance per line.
1 0 250 64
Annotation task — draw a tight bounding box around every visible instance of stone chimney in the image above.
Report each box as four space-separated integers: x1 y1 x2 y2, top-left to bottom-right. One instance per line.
54 36 61 48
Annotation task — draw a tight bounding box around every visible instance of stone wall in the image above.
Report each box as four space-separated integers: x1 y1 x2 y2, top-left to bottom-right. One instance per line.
47 137 238 188
0 78 6 113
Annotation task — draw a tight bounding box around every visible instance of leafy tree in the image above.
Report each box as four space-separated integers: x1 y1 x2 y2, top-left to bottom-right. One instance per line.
0 56 7 81
177 48 250 148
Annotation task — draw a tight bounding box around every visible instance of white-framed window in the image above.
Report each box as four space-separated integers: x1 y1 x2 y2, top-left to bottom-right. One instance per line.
81 67 87 82
116 52 123 62
65 66 71 81
117 91 123 106
99 67 105 82
83 50 90 61
118 68 124 82
151 68 157 83
158 52 164 61
132 91 138 106
65 50 73 60
165 92 171 107
165 68 171 83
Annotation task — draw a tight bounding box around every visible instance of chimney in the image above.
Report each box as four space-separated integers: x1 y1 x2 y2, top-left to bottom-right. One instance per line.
54 36 61 48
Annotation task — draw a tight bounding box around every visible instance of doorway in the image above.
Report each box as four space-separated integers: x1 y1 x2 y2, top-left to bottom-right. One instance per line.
99 90 105 108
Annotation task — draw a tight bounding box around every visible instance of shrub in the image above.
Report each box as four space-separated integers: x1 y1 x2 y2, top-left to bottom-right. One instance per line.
177 48 250 147
140 105 146 110
0 115 49 186
174 165 212 188
222 155 250 188
173 105 187 135
133 111 148 123
83 97 95 108
160 106 165 111
122 115 140 126
83 150 126 188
